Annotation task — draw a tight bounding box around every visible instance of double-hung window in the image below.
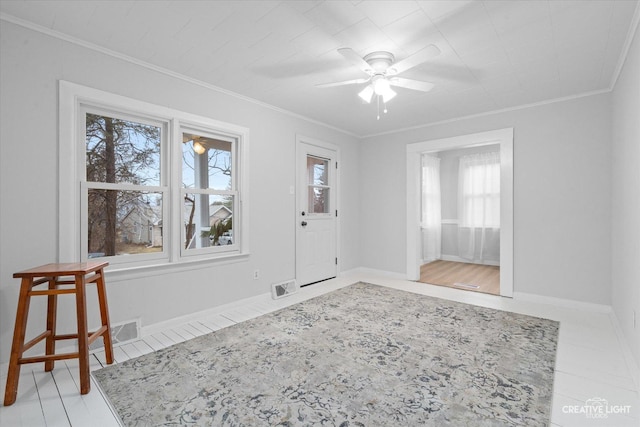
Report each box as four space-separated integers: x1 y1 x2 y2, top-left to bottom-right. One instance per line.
180 128 237 255
81 107 168 263
59 81 248 270
458 151 500 229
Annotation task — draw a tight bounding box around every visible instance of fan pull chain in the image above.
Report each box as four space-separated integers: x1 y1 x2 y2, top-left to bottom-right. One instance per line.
376 95 390 120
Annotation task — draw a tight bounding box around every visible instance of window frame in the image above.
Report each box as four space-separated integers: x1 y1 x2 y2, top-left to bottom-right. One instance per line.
305 154 332 217
179 124 239 258
79 105 170 265
459 153 501 229
59 81 249 272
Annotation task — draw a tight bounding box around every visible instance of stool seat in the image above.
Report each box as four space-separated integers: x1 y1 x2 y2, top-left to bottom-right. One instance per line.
4 261 114 406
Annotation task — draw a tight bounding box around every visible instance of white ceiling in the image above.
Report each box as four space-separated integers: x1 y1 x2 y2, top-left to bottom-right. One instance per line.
1 0 638 136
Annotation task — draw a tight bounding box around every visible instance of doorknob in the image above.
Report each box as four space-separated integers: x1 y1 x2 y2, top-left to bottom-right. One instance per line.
301 221 308 227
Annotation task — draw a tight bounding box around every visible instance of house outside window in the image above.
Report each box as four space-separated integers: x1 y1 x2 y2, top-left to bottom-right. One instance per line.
59 81 249 270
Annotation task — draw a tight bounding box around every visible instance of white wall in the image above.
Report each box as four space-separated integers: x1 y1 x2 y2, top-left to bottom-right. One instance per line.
611 25 640 369
0 22 360 364
361 93 612 305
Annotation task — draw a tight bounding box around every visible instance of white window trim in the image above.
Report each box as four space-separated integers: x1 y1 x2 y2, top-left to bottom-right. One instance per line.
79 104 171 266
59 80 250 272
178 125 239 258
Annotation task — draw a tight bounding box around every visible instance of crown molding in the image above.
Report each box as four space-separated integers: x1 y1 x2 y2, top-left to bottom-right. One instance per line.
2 5 638 142
360 88 612 139
0 12 359 139
610 1 640 90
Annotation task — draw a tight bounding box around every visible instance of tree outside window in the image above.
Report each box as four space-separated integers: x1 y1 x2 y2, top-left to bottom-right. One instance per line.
85 112 162 257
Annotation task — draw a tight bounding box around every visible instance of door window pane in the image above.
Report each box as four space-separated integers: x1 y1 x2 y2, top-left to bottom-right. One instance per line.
86 113 161 186
308 187 330 214
183 194 233 249
307 156 328 185
182 132 232 190
307 155 330 214
87 189 163 257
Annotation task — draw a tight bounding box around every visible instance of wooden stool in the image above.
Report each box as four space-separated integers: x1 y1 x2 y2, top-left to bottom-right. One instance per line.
4 261 114 406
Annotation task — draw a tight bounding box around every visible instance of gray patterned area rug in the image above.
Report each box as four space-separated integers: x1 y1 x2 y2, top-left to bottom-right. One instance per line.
93 282 559 426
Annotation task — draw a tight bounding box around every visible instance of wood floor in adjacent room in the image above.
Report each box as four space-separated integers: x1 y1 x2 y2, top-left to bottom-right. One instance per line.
419 259 500 296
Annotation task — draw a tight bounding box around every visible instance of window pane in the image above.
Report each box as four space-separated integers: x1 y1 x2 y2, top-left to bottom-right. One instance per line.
87 189 163 258
86 113 161 186
307 156 328 185
182 132 232 190
308 186 329 214
184 194 233 249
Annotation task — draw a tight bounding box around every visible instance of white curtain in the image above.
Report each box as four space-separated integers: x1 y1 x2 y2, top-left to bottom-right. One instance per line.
458 151 500 262
421 154 441 262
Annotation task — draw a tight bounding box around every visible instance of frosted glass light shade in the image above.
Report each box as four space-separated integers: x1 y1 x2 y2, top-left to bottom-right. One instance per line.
358 85 374 103
373 78 390 95
382 88 397 103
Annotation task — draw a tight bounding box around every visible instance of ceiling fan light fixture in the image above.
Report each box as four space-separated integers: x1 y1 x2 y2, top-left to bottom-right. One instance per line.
321 46 440 118
358 85 374 103
372 77 396 104
373 77 390 96
382 87 397 103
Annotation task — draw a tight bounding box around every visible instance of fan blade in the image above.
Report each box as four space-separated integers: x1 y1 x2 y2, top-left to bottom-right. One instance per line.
337 48 372 74
389 77 435 92
316 78 370 88
388 45 441 75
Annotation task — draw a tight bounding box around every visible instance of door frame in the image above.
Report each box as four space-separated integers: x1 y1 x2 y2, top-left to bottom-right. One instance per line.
405 128 514 297
295 134 340 285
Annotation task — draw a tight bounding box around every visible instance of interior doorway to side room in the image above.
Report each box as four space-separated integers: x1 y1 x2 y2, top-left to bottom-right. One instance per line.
406 128 513 298
419 144 501 296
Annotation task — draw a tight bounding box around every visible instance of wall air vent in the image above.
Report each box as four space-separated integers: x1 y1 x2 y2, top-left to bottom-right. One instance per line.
89 318 140 351
271 280 298 299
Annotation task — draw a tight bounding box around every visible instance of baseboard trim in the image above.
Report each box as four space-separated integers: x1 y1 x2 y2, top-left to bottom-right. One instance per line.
140 291 273 337
610 310 640 389
513 292 612 313
440 255 500 267
342 267 407 280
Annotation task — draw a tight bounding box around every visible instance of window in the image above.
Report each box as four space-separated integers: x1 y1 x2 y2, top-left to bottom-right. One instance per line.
306 155 330 214
181 130 237 254
458 151 500 228
59 81 248 269
82 109 167 262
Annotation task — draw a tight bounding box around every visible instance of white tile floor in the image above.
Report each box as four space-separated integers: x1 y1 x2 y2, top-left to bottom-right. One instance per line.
0 272 638 426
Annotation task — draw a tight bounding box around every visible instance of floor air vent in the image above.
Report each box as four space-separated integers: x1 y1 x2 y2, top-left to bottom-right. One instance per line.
90 318 140 351
271 280 298 299
453 282 480 289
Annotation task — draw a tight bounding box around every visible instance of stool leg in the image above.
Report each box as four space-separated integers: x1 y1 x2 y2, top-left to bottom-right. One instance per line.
95 268 114 365
4 278 33 406
74 273 90 395
44 276 58 372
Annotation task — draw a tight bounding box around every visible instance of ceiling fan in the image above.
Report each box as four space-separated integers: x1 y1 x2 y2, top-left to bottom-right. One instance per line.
317 45 441 115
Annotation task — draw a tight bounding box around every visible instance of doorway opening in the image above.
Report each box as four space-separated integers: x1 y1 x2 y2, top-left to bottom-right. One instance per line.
405 128 513 297
420 144 501 296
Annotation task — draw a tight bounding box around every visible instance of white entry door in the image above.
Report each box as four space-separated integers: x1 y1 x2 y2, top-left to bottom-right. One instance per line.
296 139 337 286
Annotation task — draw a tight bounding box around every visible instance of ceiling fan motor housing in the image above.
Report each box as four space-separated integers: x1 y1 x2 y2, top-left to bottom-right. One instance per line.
363 51 395 74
